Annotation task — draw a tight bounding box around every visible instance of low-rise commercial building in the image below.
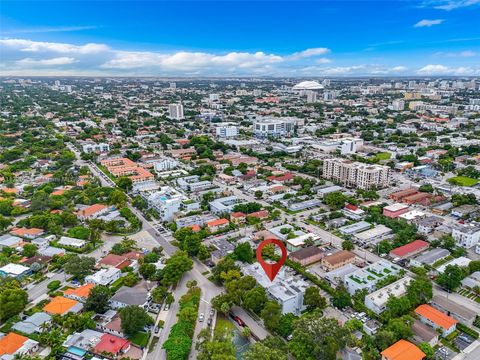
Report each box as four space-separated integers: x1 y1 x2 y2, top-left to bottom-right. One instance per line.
452 223 480 248
389 240 429 260
345 260 401 295
415 304 457 337
289 246 324 266
365 277 412 314
321 250 356 271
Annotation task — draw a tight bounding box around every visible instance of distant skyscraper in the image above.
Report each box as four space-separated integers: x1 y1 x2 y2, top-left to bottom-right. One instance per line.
209 94 219 101
322 79 331 87
169 82 176 89
168 104 184 120
54 80 61 86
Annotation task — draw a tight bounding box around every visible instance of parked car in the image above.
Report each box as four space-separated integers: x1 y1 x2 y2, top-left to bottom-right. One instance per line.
154 326 160 334
199 313 204 322
164 303 170 311
207 317 212 326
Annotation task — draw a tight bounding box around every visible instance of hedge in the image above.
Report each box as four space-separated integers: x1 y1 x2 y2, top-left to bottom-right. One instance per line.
457 323 479 339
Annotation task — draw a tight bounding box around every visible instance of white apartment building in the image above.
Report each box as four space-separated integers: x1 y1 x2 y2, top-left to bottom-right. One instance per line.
242 264 309 315
153 157 179 172
85 268 121 286
215 126 238 138
365 277 412 314
81 142 110 154
344 260 401 295
142 186 199 221
452 223 480 248
390 99 405 111
177 175 213 192
168 103 184 120
209 195 244 215
253 117 302 138
306 91 317 103
322 159 390 190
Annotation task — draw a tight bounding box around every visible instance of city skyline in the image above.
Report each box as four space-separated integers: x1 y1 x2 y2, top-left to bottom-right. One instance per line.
1 0 480 77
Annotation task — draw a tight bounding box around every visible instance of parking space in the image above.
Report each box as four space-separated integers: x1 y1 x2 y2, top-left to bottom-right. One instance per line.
454 333 475 351
434 346 455 360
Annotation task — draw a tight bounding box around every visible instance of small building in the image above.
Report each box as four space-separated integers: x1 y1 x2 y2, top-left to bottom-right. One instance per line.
389 240 429 260
85 268 121 286
289 246 324 266
76 204 110 220
415 304 458 337
383 203 410 218
417 216 443 234
206 218 230 232
9 227 44 239
354 225 392 245
431 295 477 326
58 236 87 249
0 263 30 278
339 221 371 236
412 319 439 347
381 339 425 360
64 283 95 303
365 277 412 314
109 282 150 309
321 250 356 271
12 312 52 335
410 248 450 267
0 333 39 359
230 212 246 224
43 296 83 315
92 333 131 358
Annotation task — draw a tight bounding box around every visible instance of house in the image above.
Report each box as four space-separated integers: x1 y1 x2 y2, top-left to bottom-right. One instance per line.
85 268 121 286
43 296 83 315
247 210 269 220
285 233 321 252
417 216 443 234
9 227 44 239
389 188 418 202
12 312 52 335
381 339 425 360
345 260 400 295
110 282 150 309
415 304 458 336
76 204 110 220
64 283 95 302
431 295 476 326
354 225 393 245
0 263 30 278
0 333 39 359
206 218 230 232
412 319 439 347
230 212 246 224
96 310 125 338
92 333 131 358
325 263 360 287
58 236 87 249
289 246 324 266
410 248 450 267
321 251 356 271
451 204 477 218
98 254 134 270
389 240 429 260
461 271 480 291
0 235 23 249
342 204 365 220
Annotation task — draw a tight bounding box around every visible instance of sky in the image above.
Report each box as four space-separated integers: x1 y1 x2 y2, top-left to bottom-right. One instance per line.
1 0 480 77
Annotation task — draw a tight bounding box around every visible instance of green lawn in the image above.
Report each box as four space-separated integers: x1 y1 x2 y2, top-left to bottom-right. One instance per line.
373 152 391 161
447 176 479 187
214 316 235 337
129 331 150 347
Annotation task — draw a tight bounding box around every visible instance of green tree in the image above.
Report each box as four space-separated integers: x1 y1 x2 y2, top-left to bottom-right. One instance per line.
261 301 282 332
243 286 268 314
332 284 352 309
0 286 28 322
139 263 157 280
0 215 12 231
22 243 38 258
277 313 298 338
323 191 347 210
303 286 327 311
437 265 466 291
85 285 111 314
64 255 95 281
108 189 128 207
244 342 288 360
289 315 348 360
233 242 254 263
419 342 435 359
255 190 263 199
119 305 153 336
406 276 433 307
159 250 193 286
116 176 133 191
342 240 354 251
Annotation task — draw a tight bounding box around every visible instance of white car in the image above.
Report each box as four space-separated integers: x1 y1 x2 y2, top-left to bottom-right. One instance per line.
199 313 204 322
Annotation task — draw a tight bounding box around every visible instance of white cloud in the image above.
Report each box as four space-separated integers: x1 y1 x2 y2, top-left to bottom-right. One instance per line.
391 66 408 72
417 64 479 75
429 0 480 10
316 58 332 64
414 19 444 27
288 47 330 60
16 57 77 66
435 50 477 57
0 39 109 54
2 26 98 35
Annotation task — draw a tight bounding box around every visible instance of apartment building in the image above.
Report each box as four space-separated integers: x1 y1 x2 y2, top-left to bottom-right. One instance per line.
142 186 198 221
322 159 390 190
365 277 412 314
215 125 238 138
253 117 301 138
344 260 401 295
415 304 457 337
177 175 214 192
81 142 110 154
168 103 184 120
209 196 245 215
452 223 480 248
321 250 356 271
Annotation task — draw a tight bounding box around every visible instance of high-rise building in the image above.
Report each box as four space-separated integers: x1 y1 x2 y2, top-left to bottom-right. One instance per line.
306 91 317 103
322 79 331 87
322 159 390 190
215 126 238 138
169 82 176 89
209 94 219 101
391 99 405 111
168 104 184 120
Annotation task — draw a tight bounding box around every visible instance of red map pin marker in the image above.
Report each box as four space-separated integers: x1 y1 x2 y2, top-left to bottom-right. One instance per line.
256 238 287 282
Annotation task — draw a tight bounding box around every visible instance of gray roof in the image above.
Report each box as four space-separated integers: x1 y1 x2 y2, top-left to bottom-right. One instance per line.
412 248 450 265
110 284 149 306
12 312 51 334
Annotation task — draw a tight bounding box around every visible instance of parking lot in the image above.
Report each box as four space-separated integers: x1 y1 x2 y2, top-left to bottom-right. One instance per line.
454 332 475 351
434 346 455 360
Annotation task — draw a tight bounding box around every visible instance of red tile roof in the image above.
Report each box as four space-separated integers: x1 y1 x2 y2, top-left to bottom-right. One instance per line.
415 304 458 330
93 334 130 355
390 240 429 258
207 218 229 227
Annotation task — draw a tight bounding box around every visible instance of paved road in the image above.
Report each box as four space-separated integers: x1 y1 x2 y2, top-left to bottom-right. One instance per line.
231 305 269 340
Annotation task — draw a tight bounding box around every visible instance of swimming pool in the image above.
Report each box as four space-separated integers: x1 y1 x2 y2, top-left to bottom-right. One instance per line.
68 346 87 357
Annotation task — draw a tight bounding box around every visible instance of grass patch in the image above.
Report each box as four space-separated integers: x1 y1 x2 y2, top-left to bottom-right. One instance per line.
129 331 150 347
214 316 235 337
148 336 160 353
373 152 391 162
447 176 478 187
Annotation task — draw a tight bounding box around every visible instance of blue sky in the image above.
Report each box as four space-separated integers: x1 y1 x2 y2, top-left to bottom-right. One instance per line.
1 0 479 76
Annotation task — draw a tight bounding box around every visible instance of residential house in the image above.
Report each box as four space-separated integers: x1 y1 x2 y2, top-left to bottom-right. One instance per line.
11 312 52 335
415 304 458 337
365 277 412 314
109 282 150 309
43 296 83 315
389 240 429 260
64 283 95 303
76 204 110 220
0 333 39 359
381 339 425 360
321 251 356 271
452 223 480 248
289 246 324 266
206 218 230 232
0 263 30 278
85 268 121 286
